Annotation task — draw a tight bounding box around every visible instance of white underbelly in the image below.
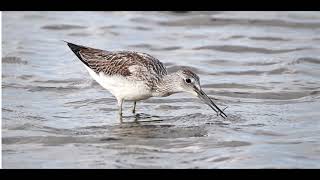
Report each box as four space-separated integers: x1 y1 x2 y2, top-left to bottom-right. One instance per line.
85 66 152 101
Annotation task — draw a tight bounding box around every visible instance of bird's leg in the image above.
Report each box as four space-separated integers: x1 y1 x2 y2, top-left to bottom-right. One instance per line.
132 101 137 114
117 99 124 122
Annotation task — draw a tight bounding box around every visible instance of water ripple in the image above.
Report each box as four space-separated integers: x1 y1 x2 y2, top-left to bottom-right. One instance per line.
193 45 309 54
249 36 291 41
160 16 320 29
41 24 87 30
2 56 28 64
3 11 320 169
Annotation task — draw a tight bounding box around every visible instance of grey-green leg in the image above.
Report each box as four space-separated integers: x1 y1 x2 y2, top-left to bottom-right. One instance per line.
117 99 124 122
132 101 136 114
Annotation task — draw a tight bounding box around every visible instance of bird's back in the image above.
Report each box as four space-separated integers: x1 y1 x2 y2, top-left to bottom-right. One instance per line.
66 42 168 82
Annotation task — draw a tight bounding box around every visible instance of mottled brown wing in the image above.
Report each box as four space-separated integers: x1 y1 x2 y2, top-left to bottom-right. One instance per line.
66 42 168 80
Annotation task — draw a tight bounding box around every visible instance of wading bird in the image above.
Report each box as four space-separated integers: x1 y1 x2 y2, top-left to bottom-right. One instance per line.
65 41 227 121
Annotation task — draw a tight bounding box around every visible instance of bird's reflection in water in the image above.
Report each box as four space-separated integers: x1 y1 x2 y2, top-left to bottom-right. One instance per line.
117 112 176 124
112 113 173 138
111 114 208 139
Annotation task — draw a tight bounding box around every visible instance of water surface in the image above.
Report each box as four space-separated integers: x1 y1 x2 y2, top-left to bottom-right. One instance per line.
2 11 320 168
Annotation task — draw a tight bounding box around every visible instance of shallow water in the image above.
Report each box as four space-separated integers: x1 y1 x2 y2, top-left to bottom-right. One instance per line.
2 11 320 168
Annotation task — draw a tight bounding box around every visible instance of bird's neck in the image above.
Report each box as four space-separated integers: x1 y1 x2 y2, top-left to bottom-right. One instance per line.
152 73 181 97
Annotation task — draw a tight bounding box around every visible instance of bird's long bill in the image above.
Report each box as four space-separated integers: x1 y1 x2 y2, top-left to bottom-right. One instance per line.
194 87 227 119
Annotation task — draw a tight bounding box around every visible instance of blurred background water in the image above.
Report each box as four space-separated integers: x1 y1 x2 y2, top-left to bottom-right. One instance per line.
2 11 320 168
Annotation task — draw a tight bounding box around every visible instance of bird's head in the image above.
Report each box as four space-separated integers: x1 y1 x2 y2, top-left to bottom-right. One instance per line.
175 69 201 96
174 68 227 118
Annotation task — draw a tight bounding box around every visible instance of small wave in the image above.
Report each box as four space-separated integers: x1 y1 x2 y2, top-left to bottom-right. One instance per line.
202 83 270 90
216 141 251 147
253 130 286 137
166 65 206 74
2 108 14 112
210 67 297 76
99 25 120 29
211 90 319 100
32 78 85 84
99 107 118 112
98 31 120 36
2 56 28 64
25 115 46 121
267 68 296 75
203 59 243 66
163 62 175 66
210 70 264 76
128 44 181 51
25 78 95 91
129 17 156 24
204 59 280 66
245 61 280 66
128 43 153 49
152 46 181 51
155 105 200 111
170 11 190 14
290 57 320 65
41 24 87 30
134 26 152 31
221 35 245 40
144 98 194 104
17 75 35 80
8 123 41 131
159 16 320 29
100 25 152 31
26 86 84 92
193 45 308 54
65 97 116 108
2 136 107 146
67 32 91 37
184 34 208 39
158 16 218 27
249 36 290 41
2 81 91 92
52 115 73 119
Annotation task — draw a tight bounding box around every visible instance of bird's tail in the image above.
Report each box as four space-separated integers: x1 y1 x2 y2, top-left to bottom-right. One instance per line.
63 40 91 67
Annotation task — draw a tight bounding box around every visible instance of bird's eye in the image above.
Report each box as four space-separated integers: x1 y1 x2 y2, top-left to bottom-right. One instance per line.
185 78 191 83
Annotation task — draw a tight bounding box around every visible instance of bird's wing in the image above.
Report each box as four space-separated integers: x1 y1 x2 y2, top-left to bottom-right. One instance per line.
66 42 168 80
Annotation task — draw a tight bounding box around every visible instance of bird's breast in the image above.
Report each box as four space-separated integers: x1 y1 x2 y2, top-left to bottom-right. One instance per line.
86 67 152 101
